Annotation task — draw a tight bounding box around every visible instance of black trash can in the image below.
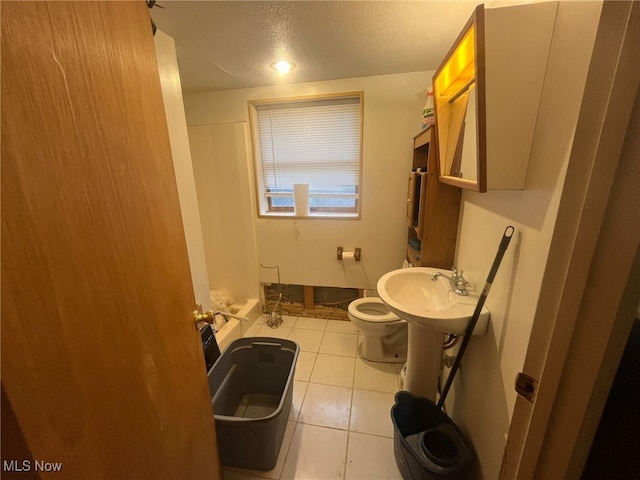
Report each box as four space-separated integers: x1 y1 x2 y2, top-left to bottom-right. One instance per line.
391 391 475 479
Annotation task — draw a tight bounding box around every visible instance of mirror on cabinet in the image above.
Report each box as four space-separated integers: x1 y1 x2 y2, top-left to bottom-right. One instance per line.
433 6 486 192
443 84 479 184
433 2 558 192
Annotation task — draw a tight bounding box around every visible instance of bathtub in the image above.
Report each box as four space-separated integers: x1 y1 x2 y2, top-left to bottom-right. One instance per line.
214 298 260 352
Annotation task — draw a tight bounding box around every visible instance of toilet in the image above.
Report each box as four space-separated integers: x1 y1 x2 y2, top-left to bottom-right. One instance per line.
348 297 408 363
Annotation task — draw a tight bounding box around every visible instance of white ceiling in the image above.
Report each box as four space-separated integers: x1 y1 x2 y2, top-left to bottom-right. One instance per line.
151 1 487 93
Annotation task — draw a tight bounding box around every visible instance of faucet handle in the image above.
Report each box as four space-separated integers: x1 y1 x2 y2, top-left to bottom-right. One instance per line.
453 269 469 287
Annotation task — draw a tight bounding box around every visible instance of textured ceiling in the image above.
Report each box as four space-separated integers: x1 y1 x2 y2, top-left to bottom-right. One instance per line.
151 1 485 93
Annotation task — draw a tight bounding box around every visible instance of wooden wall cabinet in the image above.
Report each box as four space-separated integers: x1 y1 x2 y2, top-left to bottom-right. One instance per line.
406 127 461 269
433 2 557 192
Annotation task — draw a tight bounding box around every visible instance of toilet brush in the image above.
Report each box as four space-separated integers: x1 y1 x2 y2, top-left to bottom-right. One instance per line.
437 225 515 409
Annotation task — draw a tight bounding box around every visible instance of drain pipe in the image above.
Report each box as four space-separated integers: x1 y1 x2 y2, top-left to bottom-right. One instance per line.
437 226 514 410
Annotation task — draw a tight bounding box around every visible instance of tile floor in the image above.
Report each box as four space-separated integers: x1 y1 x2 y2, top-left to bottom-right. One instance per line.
223 315 405 480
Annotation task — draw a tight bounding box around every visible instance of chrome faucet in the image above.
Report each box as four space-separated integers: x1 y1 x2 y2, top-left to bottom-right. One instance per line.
431 268 469 296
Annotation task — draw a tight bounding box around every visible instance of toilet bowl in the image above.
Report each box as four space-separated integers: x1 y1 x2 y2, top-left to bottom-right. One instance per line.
348 297 408 363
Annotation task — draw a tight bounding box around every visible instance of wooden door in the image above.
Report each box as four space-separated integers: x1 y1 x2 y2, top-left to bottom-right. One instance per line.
1 2 222 479
501 2 639 477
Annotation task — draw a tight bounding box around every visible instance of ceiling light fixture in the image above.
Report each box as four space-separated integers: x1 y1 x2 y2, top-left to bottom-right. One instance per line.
271 60 295 74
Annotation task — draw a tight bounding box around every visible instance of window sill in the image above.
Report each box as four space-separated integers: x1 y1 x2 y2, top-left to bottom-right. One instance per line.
258 212 360 220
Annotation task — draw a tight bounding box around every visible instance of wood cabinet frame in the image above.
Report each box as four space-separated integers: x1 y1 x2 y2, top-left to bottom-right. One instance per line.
406 127 461 269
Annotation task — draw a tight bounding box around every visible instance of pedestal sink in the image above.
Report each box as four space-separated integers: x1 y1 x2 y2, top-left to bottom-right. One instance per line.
377 267 490 401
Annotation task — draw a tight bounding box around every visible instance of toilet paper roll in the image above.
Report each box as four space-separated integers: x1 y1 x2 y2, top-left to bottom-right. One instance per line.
341 251 356 260
293 183 310 216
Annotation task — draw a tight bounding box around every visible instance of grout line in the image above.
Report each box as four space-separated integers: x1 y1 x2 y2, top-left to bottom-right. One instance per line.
343 375 356 480
307 351 319 383
348 429 395 440
305 380 354 390
272 420 299 480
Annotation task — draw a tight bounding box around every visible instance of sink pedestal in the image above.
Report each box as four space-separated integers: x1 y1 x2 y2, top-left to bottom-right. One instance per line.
405 324 444 402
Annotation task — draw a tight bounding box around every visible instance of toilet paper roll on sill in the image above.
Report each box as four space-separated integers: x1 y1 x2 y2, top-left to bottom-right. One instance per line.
293 183 310 216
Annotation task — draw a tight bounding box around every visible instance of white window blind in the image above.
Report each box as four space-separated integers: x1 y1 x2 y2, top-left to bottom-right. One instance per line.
254 95 362 215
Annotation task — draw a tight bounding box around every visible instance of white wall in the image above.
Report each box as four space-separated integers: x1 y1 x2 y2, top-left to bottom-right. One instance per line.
188 123 260 302
442 3 603 479
184 72 431 290
154 31 211 310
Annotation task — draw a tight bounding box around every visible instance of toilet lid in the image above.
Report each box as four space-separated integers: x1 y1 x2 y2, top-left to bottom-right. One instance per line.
348 298 402 323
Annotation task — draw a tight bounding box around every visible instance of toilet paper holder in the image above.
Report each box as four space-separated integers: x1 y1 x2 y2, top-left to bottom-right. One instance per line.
337 247 361 262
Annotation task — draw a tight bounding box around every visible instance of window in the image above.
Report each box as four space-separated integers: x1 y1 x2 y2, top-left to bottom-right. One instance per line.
249 93 363 217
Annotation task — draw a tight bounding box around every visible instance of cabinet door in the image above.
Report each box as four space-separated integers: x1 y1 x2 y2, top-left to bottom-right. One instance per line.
433 2 556 191
407 173 417 228
416 171 429 239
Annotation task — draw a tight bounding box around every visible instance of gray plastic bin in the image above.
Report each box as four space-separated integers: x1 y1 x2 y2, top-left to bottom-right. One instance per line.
207 337 299 470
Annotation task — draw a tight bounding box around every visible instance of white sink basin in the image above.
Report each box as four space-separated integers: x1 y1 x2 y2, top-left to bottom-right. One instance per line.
377 267 489 335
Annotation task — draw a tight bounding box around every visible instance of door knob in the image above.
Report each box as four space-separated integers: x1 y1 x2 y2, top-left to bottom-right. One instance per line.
194 310 215 327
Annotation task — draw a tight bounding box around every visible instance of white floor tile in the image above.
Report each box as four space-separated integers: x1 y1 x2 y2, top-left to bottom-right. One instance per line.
354 358 401 393
350 389 396 438
256 324 291 339
345 432 403 480
289 380 308 421
294 352 317 382
310 354 355 387
243 322 262 338
319 331 358 357
326 319 358 334
288 328 324 352
281 423 348 480
299 382 352 430
294 316 328 331
279 315 298 328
